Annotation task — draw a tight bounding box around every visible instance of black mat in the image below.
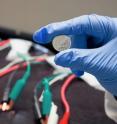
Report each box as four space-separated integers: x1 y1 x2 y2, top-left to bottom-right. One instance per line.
0 47 116 124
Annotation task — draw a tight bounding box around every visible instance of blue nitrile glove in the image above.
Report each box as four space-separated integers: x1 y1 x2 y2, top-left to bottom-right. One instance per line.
33 14 117 95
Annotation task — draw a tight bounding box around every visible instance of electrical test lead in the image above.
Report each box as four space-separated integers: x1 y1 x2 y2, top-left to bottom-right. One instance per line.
1 70 17 111
34 78 52 117
0 53 31 111
59 74 76 124
2 70 17 102
0 55 46 112
0 53 30 111
34 74 62 124
8 53 31 104
0 59 45 111
36 73 71 124
39 73 70 101
0 54 47 73
0 56 46 77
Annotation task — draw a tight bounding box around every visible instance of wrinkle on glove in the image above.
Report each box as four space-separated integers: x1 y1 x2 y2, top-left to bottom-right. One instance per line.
33 14 117 95
55 38 117 96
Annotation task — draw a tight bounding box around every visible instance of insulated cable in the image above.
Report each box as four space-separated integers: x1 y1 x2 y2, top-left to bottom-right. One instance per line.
0 39 10 46
0 54 47 73
2 70 17 102
1 70 17 111
0 53 31 111
6 53 31 111
34 81 45 124
0 57 46 77
39 73 70 101
37 73 71 124
34 74 63 124
0 39 11 51
59 74 76 124
0 55 46 111
9 53 31 102
0 59 25 72
0 43 10 51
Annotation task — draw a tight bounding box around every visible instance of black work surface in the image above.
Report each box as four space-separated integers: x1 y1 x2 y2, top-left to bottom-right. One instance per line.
0 48 116 124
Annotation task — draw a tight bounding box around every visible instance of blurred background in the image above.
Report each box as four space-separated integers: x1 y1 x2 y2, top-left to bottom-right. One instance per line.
0 0 117 33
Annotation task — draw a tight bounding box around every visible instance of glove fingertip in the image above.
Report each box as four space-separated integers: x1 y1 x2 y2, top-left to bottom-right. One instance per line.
33 27 49 44
54 50 71 66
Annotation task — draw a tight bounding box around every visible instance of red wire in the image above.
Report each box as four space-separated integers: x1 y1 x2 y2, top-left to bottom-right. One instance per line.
59 74 76 124
0 58 45 77
0 39 10 46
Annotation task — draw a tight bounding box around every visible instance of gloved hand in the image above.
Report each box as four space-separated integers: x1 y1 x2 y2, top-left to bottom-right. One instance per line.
33 14 117 95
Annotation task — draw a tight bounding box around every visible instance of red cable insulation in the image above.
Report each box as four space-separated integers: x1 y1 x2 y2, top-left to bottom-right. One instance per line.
0 39 10 46
59 74 76 124
0 58 45 77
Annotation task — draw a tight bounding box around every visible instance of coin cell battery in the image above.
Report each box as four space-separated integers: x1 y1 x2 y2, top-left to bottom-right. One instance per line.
52 35 71 51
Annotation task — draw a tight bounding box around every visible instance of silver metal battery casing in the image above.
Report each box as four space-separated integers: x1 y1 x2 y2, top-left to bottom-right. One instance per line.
52 35 71 51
